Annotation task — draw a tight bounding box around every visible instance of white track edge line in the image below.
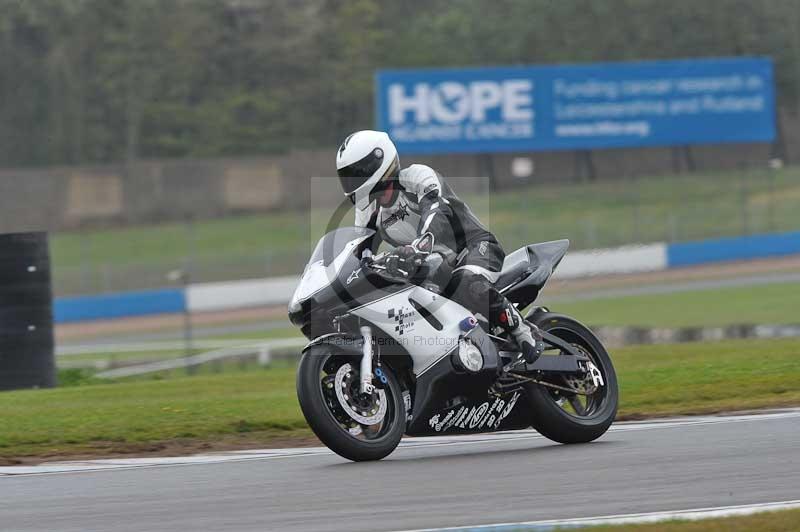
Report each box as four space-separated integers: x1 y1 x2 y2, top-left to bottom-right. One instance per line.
393 499 800 531
2 408 799 477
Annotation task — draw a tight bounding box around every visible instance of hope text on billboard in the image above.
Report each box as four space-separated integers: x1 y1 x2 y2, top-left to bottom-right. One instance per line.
375 57 775 153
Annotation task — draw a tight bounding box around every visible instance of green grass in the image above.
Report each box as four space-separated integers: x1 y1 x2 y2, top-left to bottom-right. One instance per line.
553 282 800 328
1 366 304 459
582 508 800 531
4 337 800 460
613 337 800 418
51 167 800 294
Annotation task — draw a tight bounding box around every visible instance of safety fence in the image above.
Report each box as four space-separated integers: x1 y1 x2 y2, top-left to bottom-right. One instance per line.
53 230 800 324
57 323 800 378
48 166 800 297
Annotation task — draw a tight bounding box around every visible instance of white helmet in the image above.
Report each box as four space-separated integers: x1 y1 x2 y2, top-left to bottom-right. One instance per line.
336 130 399 211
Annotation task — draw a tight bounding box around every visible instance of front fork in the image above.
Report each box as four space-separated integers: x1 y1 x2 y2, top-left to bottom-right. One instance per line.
359 325 375 394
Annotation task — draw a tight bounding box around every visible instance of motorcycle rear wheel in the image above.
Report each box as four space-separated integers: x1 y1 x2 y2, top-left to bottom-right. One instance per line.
296 345 406 461
524 313 618 444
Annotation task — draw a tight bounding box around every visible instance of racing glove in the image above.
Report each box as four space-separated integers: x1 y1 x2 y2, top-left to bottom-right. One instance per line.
385 245 421 277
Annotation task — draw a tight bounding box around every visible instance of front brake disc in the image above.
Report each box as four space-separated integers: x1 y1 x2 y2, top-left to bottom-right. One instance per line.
334 363 387 426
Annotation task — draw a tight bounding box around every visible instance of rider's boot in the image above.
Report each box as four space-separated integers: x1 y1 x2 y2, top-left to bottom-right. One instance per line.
498 303 544 364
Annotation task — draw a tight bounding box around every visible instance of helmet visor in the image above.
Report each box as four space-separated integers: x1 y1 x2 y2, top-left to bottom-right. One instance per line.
337 149 385 194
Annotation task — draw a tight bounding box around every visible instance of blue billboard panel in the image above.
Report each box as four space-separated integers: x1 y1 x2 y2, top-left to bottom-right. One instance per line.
376 57 775 154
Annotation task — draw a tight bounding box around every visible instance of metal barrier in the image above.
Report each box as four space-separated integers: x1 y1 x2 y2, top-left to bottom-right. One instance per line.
72 338 308 379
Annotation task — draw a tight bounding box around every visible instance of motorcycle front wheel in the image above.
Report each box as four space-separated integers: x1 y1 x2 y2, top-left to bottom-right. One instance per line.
296 345 406 461
524 313 618 444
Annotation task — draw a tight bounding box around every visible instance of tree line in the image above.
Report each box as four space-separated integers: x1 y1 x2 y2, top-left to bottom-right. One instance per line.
1 0 798 167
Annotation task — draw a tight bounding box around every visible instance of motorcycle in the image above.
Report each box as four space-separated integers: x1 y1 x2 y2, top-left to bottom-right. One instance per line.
289 227 618 461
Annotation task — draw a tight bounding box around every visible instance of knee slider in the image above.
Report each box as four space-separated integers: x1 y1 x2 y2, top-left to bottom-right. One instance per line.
467 275 492 300
448 271 491 309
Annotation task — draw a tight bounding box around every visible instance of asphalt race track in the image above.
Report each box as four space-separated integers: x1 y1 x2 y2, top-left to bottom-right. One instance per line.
2 411 799 532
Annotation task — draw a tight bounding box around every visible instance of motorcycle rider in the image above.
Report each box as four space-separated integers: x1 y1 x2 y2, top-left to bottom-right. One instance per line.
336 130 543 363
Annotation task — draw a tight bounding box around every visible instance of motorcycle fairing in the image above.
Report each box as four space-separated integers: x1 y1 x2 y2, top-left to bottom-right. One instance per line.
349 284 475 375
405 345 529 436
413 390 531 436
499 239 569 308
290 228 409 334
290 228 376 309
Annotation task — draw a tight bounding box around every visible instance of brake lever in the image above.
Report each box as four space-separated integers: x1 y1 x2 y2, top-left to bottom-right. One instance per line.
366 252 389 265
367 258 410 279
371 263 409 277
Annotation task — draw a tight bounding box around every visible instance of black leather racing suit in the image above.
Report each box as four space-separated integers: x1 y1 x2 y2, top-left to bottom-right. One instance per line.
355 164 518 331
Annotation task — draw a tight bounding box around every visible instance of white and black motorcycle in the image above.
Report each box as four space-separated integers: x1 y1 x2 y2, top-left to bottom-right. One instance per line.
289 227 618 461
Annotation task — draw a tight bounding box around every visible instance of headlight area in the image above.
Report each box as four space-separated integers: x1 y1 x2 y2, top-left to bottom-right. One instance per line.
452 338 484 373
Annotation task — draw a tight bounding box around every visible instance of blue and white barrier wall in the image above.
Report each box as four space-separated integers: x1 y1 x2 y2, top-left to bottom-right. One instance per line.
554 243 667 279
54 288 186 323
667 231 800 267
186 276 298 313
54 230 800 323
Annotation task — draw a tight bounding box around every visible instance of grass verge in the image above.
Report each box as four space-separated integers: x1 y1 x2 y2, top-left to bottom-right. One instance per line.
584 508 800 531
3 337 799 462
552 281 800 328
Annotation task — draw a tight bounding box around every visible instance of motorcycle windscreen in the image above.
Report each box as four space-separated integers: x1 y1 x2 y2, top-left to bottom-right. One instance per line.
307 227 374 267
290 227 375 307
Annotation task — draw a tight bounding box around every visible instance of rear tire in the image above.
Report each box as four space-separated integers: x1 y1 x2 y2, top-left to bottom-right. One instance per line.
524 313 618 444
296 345 406 461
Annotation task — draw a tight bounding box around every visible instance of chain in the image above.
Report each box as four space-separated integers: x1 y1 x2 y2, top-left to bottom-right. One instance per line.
507 372 589 396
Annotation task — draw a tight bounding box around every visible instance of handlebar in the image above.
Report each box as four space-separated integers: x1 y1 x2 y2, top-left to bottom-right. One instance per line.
364 250 444 281
364 251 413 278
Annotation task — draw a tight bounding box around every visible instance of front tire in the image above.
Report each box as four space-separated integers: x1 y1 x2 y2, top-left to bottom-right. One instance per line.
524 313 618 444
296 345 406 461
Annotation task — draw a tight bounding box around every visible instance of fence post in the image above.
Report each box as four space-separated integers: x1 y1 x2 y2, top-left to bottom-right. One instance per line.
767 159 782 232
258 346 271 367
739 170 750 235
102 263 112 293
167 269 195 375
668 213 678 243
583 218 597 249
80 232 92 293
631 174 641 242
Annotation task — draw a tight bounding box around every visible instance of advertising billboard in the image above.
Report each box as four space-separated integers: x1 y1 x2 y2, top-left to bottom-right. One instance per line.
375 57 775 154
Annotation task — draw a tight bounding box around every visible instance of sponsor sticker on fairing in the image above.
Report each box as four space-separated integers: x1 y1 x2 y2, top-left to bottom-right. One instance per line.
428 392 521 433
